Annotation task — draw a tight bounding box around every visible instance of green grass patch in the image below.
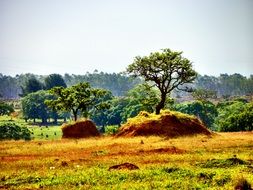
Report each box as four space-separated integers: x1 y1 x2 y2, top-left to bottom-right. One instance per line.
29 126 62 140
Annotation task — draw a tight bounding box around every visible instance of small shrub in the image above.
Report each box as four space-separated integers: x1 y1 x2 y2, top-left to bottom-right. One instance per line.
0 122 31 140
0 102 14 116
105 125 119 135
162 167 180 173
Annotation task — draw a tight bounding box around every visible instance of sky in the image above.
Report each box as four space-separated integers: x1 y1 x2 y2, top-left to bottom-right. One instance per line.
0 0 253 77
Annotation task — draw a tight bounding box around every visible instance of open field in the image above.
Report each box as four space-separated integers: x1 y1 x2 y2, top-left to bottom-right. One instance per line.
0 132 253 189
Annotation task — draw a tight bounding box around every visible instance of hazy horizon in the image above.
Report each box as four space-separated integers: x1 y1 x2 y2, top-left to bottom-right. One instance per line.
0 70 252 78
1 0 253 77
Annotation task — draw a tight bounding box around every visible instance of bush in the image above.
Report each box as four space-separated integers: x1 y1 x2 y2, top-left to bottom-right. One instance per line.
0 122 31 140
173 101 218 129
217 101 253 132
0 101 14 116
105 125 119 135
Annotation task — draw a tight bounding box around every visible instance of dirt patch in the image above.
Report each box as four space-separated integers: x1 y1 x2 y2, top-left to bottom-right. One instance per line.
109 163 139 171
116 110 212 138
62 119 100 138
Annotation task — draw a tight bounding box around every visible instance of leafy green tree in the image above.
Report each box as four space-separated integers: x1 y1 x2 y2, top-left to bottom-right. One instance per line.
44 74 67 90
0 101 14 115
20 77 44 97
22 90 54 123
127 49 197 114
173 101 218 129
90 90 113 127
120 83 159 121
106 97 130 125
192 88 217 102
46 82 110 121
127 83 159 112
216 100 252 131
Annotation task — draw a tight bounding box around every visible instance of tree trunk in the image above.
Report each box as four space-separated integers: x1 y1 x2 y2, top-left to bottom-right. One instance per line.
73 109 78 121
155 92 167 115
53 117 57 124
42 117 47 125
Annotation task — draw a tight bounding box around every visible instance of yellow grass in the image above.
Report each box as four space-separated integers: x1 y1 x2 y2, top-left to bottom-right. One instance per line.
127 110 197 124
0 132 253 189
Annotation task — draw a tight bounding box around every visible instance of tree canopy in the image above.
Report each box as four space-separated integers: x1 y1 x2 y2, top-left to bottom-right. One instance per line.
20 77 44 97
45 82 110 121
191 88 217 102
21 90 55 123
127 49 197 114
44 74 67 90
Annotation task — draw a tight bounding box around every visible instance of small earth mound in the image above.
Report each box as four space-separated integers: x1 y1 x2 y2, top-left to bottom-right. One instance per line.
234 178 252 190
115 110 211 137
145 147 186 154
109 163 139 171
199 157 248 168
62 119 100 138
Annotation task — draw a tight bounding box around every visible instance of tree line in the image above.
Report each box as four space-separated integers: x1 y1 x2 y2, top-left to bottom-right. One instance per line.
0 72 252 100
0 72 140 99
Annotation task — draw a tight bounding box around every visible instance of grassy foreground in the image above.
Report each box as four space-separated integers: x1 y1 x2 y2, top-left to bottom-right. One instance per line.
0 132 253 189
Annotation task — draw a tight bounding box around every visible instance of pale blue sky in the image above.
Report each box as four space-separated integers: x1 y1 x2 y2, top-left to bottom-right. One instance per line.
0 0 252 76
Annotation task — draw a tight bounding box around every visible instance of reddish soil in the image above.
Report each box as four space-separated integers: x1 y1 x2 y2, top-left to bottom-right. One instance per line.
62 120 100 138
116 111 212 138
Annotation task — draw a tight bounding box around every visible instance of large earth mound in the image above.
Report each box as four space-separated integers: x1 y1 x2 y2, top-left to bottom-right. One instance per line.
62 119 100 138
116 110 212 137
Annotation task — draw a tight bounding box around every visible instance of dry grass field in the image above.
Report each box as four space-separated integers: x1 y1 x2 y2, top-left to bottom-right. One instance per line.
0 132 253 189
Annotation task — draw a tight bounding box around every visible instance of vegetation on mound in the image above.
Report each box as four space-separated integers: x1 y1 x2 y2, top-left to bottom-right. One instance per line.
116 110 211 137
127 110 196 124
61 119 100 138
0 122 31 140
